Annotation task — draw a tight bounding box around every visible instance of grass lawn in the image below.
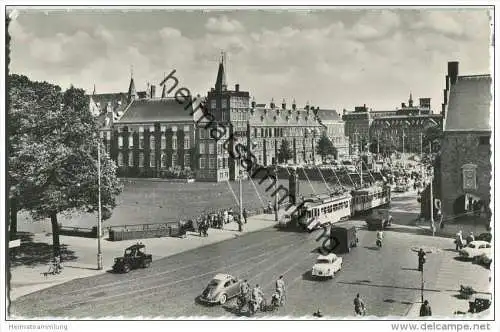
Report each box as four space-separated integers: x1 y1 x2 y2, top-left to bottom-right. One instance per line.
18 179 330 233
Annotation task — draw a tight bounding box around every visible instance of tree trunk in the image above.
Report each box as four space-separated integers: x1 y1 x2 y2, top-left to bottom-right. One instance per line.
50 212 61 260
9 198 18 240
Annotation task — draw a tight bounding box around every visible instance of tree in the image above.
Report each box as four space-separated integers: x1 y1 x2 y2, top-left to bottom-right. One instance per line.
8 74 122 259
423 126 443 153
277 139 293 164
316 134 337 162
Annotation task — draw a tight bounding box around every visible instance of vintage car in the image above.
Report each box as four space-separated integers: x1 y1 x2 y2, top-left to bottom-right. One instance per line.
459 241 491 260
476 232 492 243
475 252 492 268
366 209 392 231
199 273 242 304
112 243 152 273
468 294 492 313
311 253 343 278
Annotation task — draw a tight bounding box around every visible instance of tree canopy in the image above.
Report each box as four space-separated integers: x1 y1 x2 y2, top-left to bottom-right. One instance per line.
8 74 122 257
316 134 337 162
277 139 293 164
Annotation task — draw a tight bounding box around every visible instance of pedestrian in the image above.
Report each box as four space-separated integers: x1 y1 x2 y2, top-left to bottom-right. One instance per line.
455 230 463 250
353 293 365 316
418 248 426 272
243 208 248 224
466 231 474 245
419 300 432 317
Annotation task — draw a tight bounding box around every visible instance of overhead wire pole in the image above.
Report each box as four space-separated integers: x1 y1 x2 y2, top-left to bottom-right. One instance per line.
97 139 103 270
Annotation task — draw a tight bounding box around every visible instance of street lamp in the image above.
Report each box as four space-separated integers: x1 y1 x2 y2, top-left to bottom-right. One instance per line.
97 138 103 270
238 170 243 232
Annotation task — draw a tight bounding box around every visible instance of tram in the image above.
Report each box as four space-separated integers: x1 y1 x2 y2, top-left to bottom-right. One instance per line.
296 184 391 231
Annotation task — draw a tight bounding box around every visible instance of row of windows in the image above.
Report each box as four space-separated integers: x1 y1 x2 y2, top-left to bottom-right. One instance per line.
306 200 350 218
117 152 190 168
118 136 190 150
118 125 191 133
252 127 318 138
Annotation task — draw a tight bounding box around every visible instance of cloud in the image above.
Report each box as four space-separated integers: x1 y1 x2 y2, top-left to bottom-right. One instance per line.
205 15 245 33
350 10 400 40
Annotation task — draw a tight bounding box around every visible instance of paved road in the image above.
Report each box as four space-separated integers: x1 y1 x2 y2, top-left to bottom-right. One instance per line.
12 191 486 318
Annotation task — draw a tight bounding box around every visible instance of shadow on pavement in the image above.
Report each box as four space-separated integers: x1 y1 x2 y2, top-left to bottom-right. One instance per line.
9 233 78 268
363 246 380 251
222 304 251 317
337 281 442 293
302 270 319 281
401 267 419 272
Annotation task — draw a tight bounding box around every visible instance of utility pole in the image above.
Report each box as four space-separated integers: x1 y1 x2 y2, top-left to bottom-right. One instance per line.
421 268 424 303
97 140 103 270
429 168 435 236
239 170 243 232
274 168 279 222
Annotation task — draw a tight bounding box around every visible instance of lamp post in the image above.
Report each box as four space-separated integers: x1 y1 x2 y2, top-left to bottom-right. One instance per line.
97 139 103 270
429 167 435 236
274 167 279 222
239 170 243 232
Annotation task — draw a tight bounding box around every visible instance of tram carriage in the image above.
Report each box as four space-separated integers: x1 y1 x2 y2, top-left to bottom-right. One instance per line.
351 184 391 215
296 184 391 231
297 193 352 232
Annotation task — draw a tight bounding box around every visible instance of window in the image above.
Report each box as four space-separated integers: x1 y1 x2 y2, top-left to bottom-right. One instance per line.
100 131 104 138
222 99 227 109
106 132 111 140
149 125 154 132
479 136 490 145
211 100 216 110
200 143 206 154
150 136 155 150
161 135 166 149
172 136 178 150
184 137 190 149
128 151 133 166
184 125 190 132
128 136 134 148
222 111 227 121
209 157 216 169
161 153 166 168
200 157 206 169
139 153 144 167
184 154 190 167
161 125 166 132
118 136 123 148
150 152 156 167
218 159 223 168
139 126 144 133
139 135 144 149
118 152 124 166
209 143 215 154
172 153 177 167
199 128 206 139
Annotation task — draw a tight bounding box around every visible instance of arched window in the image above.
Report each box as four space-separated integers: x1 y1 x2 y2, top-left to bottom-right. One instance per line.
128 151 133 166
161 153 167 168
139 153 144 167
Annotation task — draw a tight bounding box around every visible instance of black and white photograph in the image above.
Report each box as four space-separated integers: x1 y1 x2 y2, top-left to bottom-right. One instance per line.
2 2 497 328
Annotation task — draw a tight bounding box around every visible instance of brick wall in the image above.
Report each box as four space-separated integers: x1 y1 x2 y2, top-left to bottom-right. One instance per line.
440 131 491 218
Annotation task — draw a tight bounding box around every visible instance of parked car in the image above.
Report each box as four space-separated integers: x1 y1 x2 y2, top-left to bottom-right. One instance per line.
112 243 152 273
311 253 343 279
475 252 492 268
458 241 491 260
199 273 241 304
476 232 492 243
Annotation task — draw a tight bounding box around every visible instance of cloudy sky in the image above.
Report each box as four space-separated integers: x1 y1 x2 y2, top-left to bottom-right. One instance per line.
8 8 492 111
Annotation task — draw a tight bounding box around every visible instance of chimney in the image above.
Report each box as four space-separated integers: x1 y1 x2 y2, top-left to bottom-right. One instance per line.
270 98 275 109
443 89 448 105
150 85 156 99
282 98 286 109
305 101 310 111
401 102 406 108
448 61 459 85
235 84 240 92
251 97 256 108
292 99 296 110
441 103 446 115
445 75 450 91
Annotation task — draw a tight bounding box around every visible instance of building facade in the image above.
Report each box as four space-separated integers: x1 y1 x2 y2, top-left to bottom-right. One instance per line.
439 61 491 221
316 109 349 158
342 105 371 154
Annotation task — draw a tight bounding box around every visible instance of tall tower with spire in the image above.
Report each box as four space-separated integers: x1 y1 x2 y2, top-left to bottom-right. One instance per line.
127 66 137 103
408 92 413 107
215 52 228 92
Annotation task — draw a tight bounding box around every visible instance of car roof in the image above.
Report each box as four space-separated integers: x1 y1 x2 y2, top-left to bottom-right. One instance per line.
212 273 233 281
126 244 146 250
469 240 489 246
317 253 337 260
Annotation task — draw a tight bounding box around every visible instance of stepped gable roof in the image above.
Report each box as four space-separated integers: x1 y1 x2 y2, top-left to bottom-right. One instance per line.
249 106 322 127
445 74 492 132
117 98 193 123
316 109 341 122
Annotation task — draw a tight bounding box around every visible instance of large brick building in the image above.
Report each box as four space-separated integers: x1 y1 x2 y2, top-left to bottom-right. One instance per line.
439 61 492 220
342 105 371 154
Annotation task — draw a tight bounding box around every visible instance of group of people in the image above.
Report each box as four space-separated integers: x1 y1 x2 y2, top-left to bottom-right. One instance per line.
455 230 475 250
239 275 286 312
183 207 250 237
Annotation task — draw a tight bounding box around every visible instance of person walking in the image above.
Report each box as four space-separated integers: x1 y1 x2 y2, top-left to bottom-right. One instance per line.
419 300 432 317
455 230 464 250
243 208 248 224
418 248 426 272
353 293 365 316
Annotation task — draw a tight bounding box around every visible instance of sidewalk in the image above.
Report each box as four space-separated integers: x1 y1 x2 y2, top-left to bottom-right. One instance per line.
8 213 277 301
